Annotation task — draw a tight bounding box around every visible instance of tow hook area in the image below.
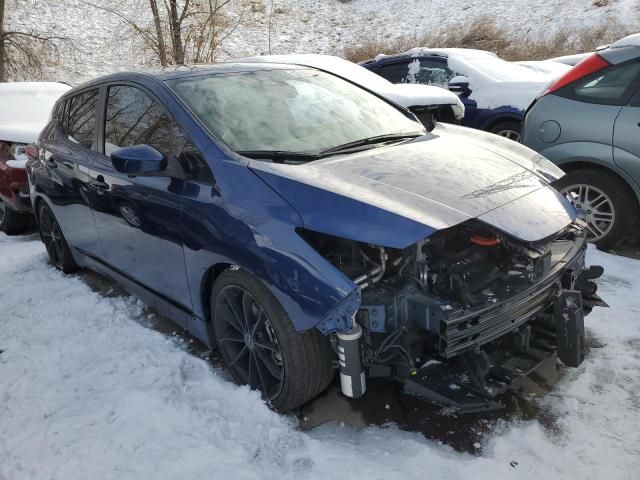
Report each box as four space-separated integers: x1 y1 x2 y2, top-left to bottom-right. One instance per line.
575 265 608 311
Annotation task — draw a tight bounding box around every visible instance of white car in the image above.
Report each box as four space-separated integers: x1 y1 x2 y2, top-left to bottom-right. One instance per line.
231 54 464 129
361 48 568 141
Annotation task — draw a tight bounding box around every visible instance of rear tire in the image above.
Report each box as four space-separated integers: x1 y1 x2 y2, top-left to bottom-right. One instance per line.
38 202 78 273
489 120 522 142
209 269 334 412
554 169 636 250
0 199 29 235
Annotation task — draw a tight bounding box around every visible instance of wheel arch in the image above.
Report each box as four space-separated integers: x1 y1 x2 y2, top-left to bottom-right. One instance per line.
200 262 234 322
483 113 523 132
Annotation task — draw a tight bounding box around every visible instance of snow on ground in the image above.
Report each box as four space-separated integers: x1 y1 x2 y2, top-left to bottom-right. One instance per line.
1 233 639 479
5 0 639 84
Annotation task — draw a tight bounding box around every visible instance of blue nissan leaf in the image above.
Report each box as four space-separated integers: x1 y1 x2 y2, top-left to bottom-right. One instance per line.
28 63 603 412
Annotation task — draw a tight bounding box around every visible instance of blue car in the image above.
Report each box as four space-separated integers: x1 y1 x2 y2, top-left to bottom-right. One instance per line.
28 63 603 412
361 48 566 142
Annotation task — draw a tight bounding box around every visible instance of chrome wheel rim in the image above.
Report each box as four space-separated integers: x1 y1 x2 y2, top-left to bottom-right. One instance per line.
40 208 65 268
496 129 521 142
560 184 615 241
214 285 284 402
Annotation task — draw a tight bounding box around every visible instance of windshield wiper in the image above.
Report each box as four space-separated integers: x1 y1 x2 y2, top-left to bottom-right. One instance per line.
319 132 424 157
237 150 321 163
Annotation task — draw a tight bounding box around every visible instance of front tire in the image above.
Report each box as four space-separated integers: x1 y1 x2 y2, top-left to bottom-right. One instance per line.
0 199 29 235
209 269 334 411
554 169 636 250
38 202 78 273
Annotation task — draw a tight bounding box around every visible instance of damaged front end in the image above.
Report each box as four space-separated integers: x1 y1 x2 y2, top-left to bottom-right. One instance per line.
301 220 605 413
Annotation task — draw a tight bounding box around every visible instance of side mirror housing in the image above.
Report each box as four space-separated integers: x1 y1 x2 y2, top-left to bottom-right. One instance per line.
448 75 471 96
111 144 167 175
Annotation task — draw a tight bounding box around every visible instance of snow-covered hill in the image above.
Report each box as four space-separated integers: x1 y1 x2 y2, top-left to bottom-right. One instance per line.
5 0 640 84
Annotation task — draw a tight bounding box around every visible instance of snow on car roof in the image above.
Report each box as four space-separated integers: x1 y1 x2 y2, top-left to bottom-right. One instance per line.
405 47 498 58
0 82 70 143
610 32 640 49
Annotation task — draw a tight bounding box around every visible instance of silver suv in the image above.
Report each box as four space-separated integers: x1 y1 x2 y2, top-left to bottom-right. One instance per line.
523 34 640 249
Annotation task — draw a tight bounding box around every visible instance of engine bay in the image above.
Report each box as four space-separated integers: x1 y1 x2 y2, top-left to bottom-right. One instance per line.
301 220 599 411
302 220 588 362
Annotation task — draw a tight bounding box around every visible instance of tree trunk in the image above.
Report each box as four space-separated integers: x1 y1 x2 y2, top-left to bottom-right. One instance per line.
168 0 184 64
149 0 167 66
0 0 6 82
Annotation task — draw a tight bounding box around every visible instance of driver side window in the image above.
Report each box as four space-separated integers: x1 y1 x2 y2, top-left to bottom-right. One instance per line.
104 85 172 156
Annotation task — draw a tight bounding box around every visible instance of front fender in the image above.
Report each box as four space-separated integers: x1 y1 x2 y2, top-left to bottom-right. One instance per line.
181 158 360 335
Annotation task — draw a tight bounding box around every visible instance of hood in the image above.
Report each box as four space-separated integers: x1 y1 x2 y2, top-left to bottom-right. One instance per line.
381 83 465 119
0 124 41 144
249 124 575 248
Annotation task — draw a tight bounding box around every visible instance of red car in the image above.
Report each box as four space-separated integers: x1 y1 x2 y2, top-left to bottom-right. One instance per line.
0 82 70 234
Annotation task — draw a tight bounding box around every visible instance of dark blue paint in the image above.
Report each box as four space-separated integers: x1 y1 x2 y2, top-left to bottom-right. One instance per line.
111 144 167 174
28 66 574 348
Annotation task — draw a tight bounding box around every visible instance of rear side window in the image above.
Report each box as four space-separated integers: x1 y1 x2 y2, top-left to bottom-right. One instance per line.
104 85 172 156
66 89 99 149
562 60 640 106
409 59 455 87
369 61 412 83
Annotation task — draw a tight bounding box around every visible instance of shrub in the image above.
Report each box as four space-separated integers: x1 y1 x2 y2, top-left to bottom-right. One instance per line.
341 17 634 63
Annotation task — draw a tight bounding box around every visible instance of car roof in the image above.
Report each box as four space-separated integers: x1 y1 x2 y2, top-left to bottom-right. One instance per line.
362 48 497 65
610 33 640 49
64 62 309 94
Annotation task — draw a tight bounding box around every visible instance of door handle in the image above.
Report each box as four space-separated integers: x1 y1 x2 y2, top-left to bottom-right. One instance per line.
90 176 110 191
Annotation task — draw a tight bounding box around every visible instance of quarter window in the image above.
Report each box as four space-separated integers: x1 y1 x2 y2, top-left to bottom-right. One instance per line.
568 60 640 105
104 85 172 156
173 124 215 185
66 89 99 149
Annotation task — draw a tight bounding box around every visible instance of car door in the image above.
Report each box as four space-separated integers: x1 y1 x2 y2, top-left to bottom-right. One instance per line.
89 83 192 311
38 87 103 256
613 80 640 188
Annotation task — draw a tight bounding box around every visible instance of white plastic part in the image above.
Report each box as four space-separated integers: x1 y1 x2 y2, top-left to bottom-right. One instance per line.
339 371 366 398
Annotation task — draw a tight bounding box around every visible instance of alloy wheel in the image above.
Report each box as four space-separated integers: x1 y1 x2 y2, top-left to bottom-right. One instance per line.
214 285 284 402
560 183 615 241
40 207 66 268
496 129 521 142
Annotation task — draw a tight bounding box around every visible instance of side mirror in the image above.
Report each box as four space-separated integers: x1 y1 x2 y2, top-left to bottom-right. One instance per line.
448 75 471 96
111 144 167 175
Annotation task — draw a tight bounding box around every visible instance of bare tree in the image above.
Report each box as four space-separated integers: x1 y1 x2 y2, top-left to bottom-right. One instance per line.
0 0 73 81
82 0 249 67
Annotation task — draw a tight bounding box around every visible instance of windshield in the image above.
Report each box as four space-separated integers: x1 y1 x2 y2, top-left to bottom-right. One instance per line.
167 68 423 154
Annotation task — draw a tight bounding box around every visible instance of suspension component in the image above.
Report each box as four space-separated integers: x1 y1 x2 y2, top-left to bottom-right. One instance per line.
337 323 366 398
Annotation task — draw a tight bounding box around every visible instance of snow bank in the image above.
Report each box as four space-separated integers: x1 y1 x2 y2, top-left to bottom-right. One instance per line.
6 0 637 85
1 233 639 479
